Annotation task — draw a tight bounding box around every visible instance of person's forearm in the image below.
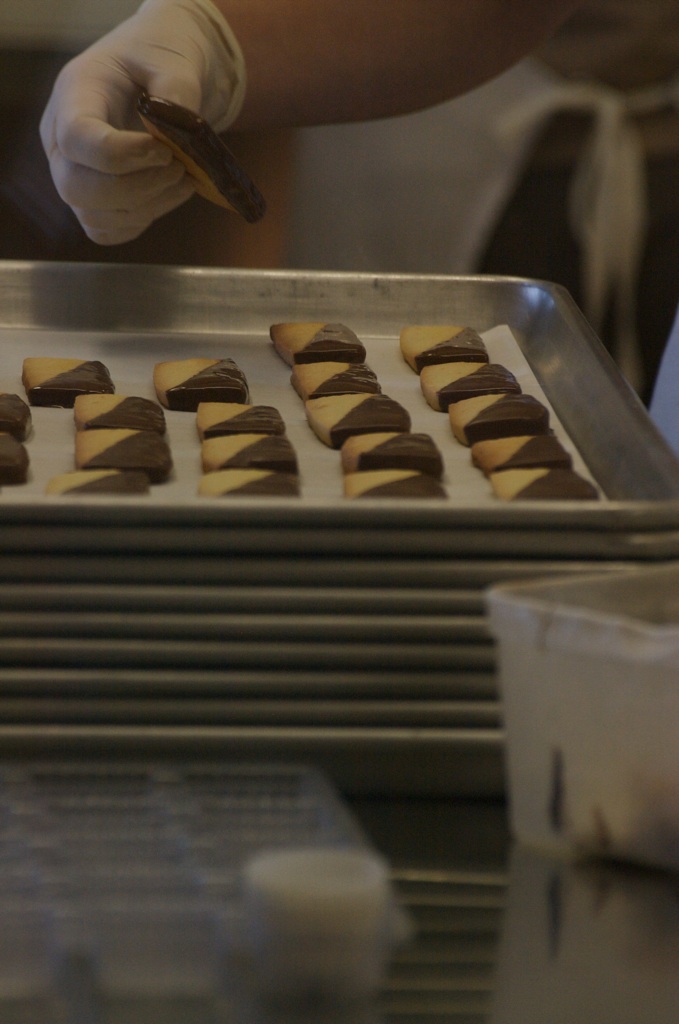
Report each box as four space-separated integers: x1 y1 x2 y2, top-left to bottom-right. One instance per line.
216 0 585 128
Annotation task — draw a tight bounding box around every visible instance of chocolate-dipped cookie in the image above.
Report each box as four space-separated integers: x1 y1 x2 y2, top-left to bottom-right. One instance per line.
344 469 446 499
449 393 550 445
291 362 380 401
198 469 299 497
46 469 150 495
341 432 443 478
0 433 29 484
74 394 166 434
270 322 366 365
490 467 599 501
471 434 572 476
0 393 31 440
137 93 266 222
196 402 285 439
201 433 298 474
154 358 249 411
22 358 114 408
400 325 488 372
75 428 172 483
420 362 521 412
305 394 411 448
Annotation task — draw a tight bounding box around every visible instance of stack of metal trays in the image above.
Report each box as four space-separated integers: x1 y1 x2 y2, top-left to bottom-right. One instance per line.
1 261 679 796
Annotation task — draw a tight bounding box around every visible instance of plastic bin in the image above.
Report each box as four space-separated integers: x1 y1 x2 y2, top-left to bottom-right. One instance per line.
486 565 679 872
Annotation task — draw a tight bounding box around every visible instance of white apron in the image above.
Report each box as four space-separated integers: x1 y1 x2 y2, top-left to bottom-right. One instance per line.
289 58 679 399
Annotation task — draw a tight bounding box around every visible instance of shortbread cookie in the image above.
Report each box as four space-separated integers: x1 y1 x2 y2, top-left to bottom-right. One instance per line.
291 362 380 401
449 393 550 445
153 358 249 411
201 434 298 474
270 322 366 365
198 469 299 497
420 362 520 412
305 394 411 448
75 429 172 483
490 467 599 501
341 432 443 478
22 358 114 408
46 469 150 495
74 394 166 434
196 402 285 440
0 433 29 484
137 93 266 222
471 435 572 476
0 393 31 441
400 325 488 372
344 470 446 499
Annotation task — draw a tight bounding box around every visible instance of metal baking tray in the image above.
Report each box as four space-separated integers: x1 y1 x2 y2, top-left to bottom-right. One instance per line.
0 262 676 798
0 261 678 557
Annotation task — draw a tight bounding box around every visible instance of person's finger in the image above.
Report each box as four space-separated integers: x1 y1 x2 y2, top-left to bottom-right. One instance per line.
40 62 173 175
48 146 187 210
73 176 196 245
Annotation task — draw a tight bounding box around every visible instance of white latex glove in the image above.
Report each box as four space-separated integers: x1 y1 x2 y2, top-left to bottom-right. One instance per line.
40 0 246 245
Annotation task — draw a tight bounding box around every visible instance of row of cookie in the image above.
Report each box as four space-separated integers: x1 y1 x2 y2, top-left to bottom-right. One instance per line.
0 383 299 492
196 402 300 496
270 322 447 498
0 393 32 485
401 324 599 501
15 356 301 497
21 356 250 410
48 396 302 497
48 394 174 495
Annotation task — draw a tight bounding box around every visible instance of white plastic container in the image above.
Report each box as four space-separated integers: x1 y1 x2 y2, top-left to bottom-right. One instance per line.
486 565 679 872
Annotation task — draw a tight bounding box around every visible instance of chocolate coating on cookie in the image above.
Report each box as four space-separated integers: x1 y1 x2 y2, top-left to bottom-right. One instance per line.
305 394 411 448
137 93 265 222
449 393 550 445
196 403 285 439
344 469 446 499
341 432 443 478
46 470 150 495
0 393 31 441
490 467 599 501
420 362 520 411
154 358 249 411
22 358 114 408
400 325 488 373
198 469 299 497
0 433 29 484
201 433 298 474
291 362 380 401
270 322 366 365
75 428 172 483
74 394 166 434
471 434 572 476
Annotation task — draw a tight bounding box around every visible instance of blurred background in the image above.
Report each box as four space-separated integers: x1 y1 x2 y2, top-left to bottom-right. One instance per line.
3 1 679 402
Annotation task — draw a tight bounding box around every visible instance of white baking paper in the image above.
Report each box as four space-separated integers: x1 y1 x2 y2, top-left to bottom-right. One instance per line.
0 324 599 506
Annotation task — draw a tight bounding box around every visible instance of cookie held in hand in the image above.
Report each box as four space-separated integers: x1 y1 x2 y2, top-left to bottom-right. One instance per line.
137 92 266 222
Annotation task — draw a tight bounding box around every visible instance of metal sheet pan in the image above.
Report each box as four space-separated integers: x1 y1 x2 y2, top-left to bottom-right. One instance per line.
0 696 501 729
0 725 505 796
0 262 675 796
0 261 678 530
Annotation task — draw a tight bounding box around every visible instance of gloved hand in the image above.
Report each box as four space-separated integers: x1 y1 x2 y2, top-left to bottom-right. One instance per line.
39 0 246 245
